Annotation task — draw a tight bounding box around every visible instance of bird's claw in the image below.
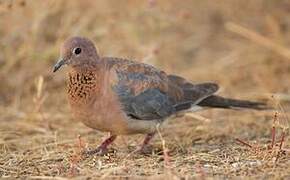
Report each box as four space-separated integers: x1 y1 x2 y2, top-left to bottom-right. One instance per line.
82 147 109 156
135 145 153 155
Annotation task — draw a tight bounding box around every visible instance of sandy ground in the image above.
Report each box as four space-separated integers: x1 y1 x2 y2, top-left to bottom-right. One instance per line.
0 0 289 179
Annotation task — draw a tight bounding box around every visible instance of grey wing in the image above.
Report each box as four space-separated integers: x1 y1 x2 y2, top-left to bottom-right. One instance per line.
109 61 218 120
111 63 177 120
115 87 175 120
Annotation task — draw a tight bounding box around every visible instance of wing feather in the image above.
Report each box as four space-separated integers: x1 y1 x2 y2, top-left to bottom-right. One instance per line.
103 57 218 120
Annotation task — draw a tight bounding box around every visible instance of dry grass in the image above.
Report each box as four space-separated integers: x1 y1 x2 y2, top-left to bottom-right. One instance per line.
0 0 289 179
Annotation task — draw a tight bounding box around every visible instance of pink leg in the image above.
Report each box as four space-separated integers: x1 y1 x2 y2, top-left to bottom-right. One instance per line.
139 133 155 153
86 134 117 155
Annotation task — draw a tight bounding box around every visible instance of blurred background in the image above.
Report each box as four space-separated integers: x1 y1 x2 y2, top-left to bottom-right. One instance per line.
0 0 289 178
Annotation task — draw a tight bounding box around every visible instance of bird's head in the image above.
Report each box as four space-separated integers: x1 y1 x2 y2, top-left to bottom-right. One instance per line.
53 36 99 72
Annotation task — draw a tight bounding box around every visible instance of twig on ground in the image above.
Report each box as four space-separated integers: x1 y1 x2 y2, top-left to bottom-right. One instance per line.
185 113 212 123
235 138 252 148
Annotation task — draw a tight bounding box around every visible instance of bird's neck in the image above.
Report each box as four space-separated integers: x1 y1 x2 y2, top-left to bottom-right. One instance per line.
71 60 99 70
67 59 117 105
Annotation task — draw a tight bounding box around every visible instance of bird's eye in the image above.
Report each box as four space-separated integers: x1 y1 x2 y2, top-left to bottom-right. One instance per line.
73 47 82 55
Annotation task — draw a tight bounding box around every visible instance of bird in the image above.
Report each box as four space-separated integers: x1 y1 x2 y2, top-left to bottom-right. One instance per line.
53 36 268 154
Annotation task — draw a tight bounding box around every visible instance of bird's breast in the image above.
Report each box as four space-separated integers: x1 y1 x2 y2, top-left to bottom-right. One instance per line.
66 70 132 134
67 71 99 102
66 68 159 135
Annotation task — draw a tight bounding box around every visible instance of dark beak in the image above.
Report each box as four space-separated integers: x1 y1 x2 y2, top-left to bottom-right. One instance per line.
53 58 65 72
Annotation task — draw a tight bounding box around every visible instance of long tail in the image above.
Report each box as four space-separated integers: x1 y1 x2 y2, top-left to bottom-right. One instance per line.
198 95 269 110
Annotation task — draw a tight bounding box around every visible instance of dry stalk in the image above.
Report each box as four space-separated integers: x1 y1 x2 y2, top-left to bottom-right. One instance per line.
195 161 206 180
67 135 86 177
235 109 288 165
33 76 46 113
271 111 278 149
225 22 290 60
156 124 171 168
32 76 48 124
235 138 252 148
185 113 212 123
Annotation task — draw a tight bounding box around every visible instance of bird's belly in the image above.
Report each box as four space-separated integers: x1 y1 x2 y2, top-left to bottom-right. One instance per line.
70 100 159 135
125 118 160 134
70 103 126 134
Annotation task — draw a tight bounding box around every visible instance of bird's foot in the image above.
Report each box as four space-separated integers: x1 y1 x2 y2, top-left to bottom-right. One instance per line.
82 134 117 156
134 133 156 155
83 146 109 156
135 145 153 155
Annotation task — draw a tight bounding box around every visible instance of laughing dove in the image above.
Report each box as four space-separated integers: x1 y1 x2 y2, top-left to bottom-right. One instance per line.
53 37 267 154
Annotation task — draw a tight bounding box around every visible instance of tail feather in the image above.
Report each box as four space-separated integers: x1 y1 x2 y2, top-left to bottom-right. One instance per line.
198 95 269 110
